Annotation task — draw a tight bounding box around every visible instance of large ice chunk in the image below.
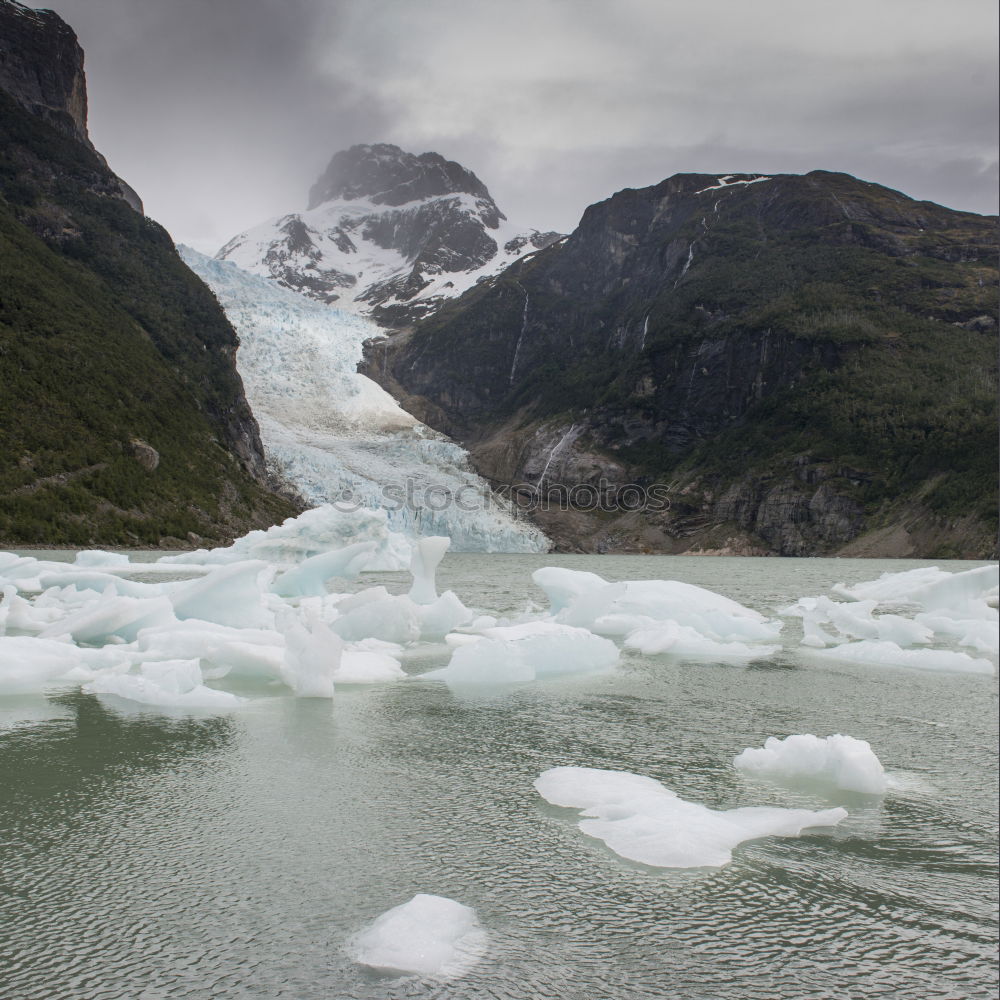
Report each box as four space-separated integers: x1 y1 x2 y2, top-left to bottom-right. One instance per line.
780 595 933 648
734 734 887 794
331 593 421 645
424 622 619 685
534 766 848 868
542 572 781 644
532 567 608 614
347 893 487 978
833 564 998 612
136 621 285 680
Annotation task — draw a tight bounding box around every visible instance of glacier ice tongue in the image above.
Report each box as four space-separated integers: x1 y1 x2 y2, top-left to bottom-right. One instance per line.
534 766 848 868
734 734 888 795
347 893 488 978
178 246 548 555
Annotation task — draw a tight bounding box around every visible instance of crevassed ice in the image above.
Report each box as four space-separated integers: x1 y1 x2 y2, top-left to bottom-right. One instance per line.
178 246 547 554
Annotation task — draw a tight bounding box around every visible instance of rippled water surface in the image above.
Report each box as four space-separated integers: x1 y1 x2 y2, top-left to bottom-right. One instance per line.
1 555 997 999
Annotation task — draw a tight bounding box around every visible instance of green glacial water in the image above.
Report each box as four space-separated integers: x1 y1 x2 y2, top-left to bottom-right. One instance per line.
1 554 997 999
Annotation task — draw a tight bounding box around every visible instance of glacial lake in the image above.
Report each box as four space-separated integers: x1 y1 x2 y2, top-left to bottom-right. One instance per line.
1 554 997 999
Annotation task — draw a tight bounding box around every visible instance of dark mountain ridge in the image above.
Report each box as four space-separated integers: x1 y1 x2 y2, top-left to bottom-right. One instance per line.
0 0 297 546
366 170 998 557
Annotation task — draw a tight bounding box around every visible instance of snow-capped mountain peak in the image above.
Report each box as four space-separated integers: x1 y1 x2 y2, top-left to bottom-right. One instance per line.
216 143 561 325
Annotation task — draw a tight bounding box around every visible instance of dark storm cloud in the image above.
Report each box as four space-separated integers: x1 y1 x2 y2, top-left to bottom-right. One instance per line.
48 0 999 250
54 0 394 249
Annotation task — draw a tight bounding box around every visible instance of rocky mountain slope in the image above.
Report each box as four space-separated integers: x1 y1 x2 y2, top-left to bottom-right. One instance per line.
0 0 296 546
217 143 561 326
366 171 999 558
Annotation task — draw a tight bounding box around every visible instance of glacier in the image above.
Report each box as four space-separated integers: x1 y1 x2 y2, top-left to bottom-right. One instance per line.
178 246 547 555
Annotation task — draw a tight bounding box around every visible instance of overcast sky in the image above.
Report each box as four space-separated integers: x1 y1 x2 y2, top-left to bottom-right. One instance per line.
54 0 999 253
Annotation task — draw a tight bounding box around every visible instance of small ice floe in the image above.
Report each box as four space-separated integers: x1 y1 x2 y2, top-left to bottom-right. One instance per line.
534 766 848 868
424 621 619 685
780 595 934 648
84 659 246 709
734 734 887 795
624 621 778 662
833 564 998 612
806 639 993 675
347 893 488 978
169 561 277 630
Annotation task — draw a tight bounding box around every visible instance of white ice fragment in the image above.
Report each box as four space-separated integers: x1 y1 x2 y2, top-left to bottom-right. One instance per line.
532 567 608 614
38 593 176 645
334 648 405 684
84 659 245 709
0 636 87 693
424 622 618 685
271 541 378 597
624 621 779 661
916 613 999 656
416 591 472 641
534 766 848 868
169 561 276 629
551 577 781 644
833 565 998 612
331 594 421 645
734 734 888 794
136 620 285 679
347 893 487 978
73 550 130 568
37 569 160 598
408 536 451 605
281 614 341 697
808 640 993 675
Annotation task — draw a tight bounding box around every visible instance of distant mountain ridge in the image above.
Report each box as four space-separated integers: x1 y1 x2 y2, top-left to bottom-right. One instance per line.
217 143 561 325
366 170 999 558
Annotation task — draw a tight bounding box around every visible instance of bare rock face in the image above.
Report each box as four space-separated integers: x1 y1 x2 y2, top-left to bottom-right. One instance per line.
0 0 142 212
366 170 998 557
127 439 160 472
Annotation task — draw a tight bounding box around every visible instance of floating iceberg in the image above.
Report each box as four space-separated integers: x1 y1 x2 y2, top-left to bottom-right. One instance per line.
425 622 619 685
169 561 276 629
408 536 450 605
734 734 887 794
534 766 848 868
271 541 377 597
833 565 998 612
84 659 246 709
807 639 993 675
347 893 488 978
780 595 934 648
38 593 176 645
0 636 85 693
624 621 778 662
280 615 341 697
536 570 782 644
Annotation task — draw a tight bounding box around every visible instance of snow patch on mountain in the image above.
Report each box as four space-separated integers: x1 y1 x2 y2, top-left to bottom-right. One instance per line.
215 143 561 324
179 246 548 553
